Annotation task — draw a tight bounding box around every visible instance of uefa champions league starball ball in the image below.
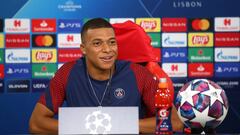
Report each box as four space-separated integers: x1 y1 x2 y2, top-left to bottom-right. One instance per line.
175 79 229 129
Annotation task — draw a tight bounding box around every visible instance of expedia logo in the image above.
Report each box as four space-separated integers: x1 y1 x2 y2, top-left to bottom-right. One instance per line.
36 51 53 61
140 21 157 30
32 34 56 47
192 35 209 44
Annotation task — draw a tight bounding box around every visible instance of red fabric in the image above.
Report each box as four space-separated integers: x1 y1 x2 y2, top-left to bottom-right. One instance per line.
113 21 157 63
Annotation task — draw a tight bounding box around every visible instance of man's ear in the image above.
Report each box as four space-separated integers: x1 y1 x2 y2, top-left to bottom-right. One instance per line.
80 43 86 54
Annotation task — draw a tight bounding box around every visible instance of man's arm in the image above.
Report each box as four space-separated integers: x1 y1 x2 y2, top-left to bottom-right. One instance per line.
139 105 184 133
29 103 58 134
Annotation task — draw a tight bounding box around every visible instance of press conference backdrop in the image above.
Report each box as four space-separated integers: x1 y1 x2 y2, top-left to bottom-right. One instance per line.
0 0 239 133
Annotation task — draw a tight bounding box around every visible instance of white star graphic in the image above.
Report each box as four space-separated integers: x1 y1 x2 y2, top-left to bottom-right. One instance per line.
216 106 228 124
202 85 224 106
190 106 215 128
179 86 200 106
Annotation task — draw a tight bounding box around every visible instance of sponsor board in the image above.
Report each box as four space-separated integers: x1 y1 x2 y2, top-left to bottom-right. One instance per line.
162 33 187 47
162 63 187 77
6 79 30 92
188 32 213 47
188 48 213 62
0 49 3 63
32 19 56 32
32 79 49 92
188 18 213 31
148 33 161 47
162 48 187 62
188 63 213 77
32 34 56 47
5 34 30 48
5 49 30 63
214 78 239 90
215 48 240 62
32 63 57 78
0 80 3 93
58 34 81 48
4 64 31 78
136 18 160 32
171 78 187 92
58 19 82 32
58 49 82 63
215 33 240 47
215 63 239 78
5 19 30 33
0 34 4 48
161 18 187 32
215 17 240 32
0 64 3 79
109 18 134 24
32 49 57 63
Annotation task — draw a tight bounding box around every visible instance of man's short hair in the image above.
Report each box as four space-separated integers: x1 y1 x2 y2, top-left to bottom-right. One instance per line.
81 18 113 43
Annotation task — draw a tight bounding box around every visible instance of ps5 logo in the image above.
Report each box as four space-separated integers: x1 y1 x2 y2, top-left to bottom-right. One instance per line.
59 22 81 28
6 68 29 74
163 52 186 58
216 67 238 73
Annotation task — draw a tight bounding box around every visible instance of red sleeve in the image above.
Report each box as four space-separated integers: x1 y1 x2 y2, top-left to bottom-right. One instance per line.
130 63 158 117
38 61 76 114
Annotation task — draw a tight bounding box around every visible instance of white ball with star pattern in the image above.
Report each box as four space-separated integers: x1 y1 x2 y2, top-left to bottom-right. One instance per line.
175 79 229 129
85 110 112 134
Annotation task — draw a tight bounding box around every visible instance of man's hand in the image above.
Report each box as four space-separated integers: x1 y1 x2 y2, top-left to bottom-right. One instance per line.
29 103 58 134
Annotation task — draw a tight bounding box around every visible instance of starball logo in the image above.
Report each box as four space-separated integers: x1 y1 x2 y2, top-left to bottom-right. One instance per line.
136 18 160 32
188 33 213 47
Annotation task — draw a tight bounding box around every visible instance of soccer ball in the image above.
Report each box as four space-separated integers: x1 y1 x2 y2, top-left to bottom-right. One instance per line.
175 79 229 129
85 110 112 134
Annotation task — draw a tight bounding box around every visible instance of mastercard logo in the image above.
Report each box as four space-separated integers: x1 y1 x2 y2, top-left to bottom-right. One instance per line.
35 35 53 46
192 19 210 31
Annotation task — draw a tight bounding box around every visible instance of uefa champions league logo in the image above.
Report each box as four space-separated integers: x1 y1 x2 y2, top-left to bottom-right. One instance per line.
85 110 112 134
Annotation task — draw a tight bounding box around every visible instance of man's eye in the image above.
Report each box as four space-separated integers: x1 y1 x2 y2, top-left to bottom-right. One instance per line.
93 41 101 46
109 40 116 45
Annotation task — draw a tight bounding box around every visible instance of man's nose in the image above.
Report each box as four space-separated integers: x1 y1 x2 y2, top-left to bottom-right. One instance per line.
102 42 111 52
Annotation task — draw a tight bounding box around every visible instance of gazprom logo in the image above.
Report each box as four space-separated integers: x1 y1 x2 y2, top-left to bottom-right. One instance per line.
5 49 30 63
215 48 240 62
162 33 187 47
